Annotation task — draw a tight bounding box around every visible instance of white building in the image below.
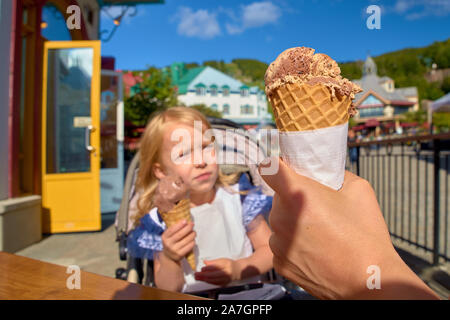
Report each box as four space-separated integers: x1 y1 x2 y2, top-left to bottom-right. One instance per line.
352 56 419 124
169 63 272 127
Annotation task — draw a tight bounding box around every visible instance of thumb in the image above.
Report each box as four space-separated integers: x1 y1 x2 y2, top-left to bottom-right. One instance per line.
258 157 315 194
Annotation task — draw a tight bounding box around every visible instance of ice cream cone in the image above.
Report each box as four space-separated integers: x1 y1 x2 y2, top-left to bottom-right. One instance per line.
269 82 351 132
264 46 362 190
159 198 196 271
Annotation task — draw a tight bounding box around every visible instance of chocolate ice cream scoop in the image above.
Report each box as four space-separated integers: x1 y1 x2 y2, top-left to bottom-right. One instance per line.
264 46 362 112
153 176 189 213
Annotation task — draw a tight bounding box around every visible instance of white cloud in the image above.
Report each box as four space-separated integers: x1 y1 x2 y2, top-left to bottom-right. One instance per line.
225 1 282 35
172 7 221 39
393 0 412 14
170 2 282 39
225 23 244 35
390 0 450 20
242 1 281 28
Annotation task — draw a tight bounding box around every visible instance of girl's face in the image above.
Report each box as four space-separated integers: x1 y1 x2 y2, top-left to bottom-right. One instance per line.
153 121 219 195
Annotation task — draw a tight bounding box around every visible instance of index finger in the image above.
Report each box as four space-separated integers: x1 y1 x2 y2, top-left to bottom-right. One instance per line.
164 220 188 238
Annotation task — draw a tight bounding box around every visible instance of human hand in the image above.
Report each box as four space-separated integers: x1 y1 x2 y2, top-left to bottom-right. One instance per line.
161 220 196 263
194 258 240 286
259 157 439 300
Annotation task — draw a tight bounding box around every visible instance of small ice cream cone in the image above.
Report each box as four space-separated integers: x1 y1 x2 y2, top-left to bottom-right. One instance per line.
269 82 351 132
159 198 196 271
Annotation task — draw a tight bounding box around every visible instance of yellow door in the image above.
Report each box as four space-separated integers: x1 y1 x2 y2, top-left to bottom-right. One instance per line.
41 41 101 233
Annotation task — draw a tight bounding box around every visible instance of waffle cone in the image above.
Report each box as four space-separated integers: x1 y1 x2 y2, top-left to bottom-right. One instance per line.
268 82 351 131
160 198 196 271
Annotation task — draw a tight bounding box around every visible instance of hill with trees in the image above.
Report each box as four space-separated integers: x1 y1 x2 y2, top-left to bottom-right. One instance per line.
340 38 450 101
124 38 450 131
182 38 450 102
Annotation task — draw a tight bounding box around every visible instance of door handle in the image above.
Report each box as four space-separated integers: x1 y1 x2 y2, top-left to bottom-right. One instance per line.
85 125 96 152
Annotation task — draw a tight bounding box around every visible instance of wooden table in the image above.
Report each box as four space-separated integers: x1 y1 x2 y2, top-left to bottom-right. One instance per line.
0 252 206 300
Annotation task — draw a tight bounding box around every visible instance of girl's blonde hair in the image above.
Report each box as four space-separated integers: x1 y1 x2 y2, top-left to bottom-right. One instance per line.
134 106 239 227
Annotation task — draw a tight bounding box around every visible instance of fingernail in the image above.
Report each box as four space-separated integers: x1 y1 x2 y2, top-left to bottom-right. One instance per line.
259 157 272 167
258 157 275 176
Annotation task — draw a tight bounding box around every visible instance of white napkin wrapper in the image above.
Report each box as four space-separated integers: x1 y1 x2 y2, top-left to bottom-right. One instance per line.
278 122 348 190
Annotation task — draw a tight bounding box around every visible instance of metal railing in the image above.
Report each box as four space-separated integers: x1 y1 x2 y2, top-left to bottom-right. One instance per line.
348 133 450 265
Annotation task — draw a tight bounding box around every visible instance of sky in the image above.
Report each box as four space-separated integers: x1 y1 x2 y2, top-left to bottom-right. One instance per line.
99 0 450 71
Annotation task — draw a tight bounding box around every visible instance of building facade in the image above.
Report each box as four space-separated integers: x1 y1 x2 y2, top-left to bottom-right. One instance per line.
0 0 162 252
170 63 273 127
353 56 419 124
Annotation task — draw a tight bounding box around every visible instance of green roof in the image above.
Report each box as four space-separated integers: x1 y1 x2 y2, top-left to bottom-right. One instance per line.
173 67 205 94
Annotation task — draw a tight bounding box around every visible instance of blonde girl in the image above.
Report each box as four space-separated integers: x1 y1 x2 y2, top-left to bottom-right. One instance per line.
127 106 273 294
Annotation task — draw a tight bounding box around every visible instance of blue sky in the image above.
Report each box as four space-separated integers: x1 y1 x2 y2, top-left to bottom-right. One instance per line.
99 0 450 70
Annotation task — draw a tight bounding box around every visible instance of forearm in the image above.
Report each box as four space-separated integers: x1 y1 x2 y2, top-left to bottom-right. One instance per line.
154 252 185 292
235 245 273 281
350 252 440 300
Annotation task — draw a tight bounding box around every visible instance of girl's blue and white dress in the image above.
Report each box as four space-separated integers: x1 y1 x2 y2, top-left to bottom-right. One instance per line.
127 174 273 293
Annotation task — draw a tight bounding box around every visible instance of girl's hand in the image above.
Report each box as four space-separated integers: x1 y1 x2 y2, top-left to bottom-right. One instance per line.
194 259 240 286
161 220 196 263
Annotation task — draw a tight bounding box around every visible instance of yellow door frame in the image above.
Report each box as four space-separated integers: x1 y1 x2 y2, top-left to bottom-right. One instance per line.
41 40 101 233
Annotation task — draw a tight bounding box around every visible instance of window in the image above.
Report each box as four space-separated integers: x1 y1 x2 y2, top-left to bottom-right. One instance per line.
210 85 218 96
240 105 253 115
360 94 382 106
195 84 206 96
211 104 218 111
240 85 249 97
222 85 230 96
394 106 408 115
358 107 384 118
223 104 230 115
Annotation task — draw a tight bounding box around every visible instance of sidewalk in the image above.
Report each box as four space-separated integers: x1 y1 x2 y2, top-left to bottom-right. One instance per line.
394 244 450 299
15 216 449 299
16 213 126 279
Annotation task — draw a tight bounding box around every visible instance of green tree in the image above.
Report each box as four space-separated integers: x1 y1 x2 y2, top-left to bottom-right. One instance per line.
189 104 223 118
184 62 200 69
441 76 450 93
203 60 228 74
401 109 427 125
433 112 450 132
339 61 363 80
124 67 178 126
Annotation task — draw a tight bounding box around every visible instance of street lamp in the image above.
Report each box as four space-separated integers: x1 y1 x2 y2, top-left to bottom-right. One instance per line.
100 5 137 42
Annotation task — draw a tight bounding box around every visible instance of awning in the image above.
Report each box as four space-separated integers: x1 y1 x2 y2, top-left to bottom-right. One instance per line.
400 122 418 128
382 122 395 129
351 125 366 131
365 119 380 127
430 93 450 112
133 127 146 134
